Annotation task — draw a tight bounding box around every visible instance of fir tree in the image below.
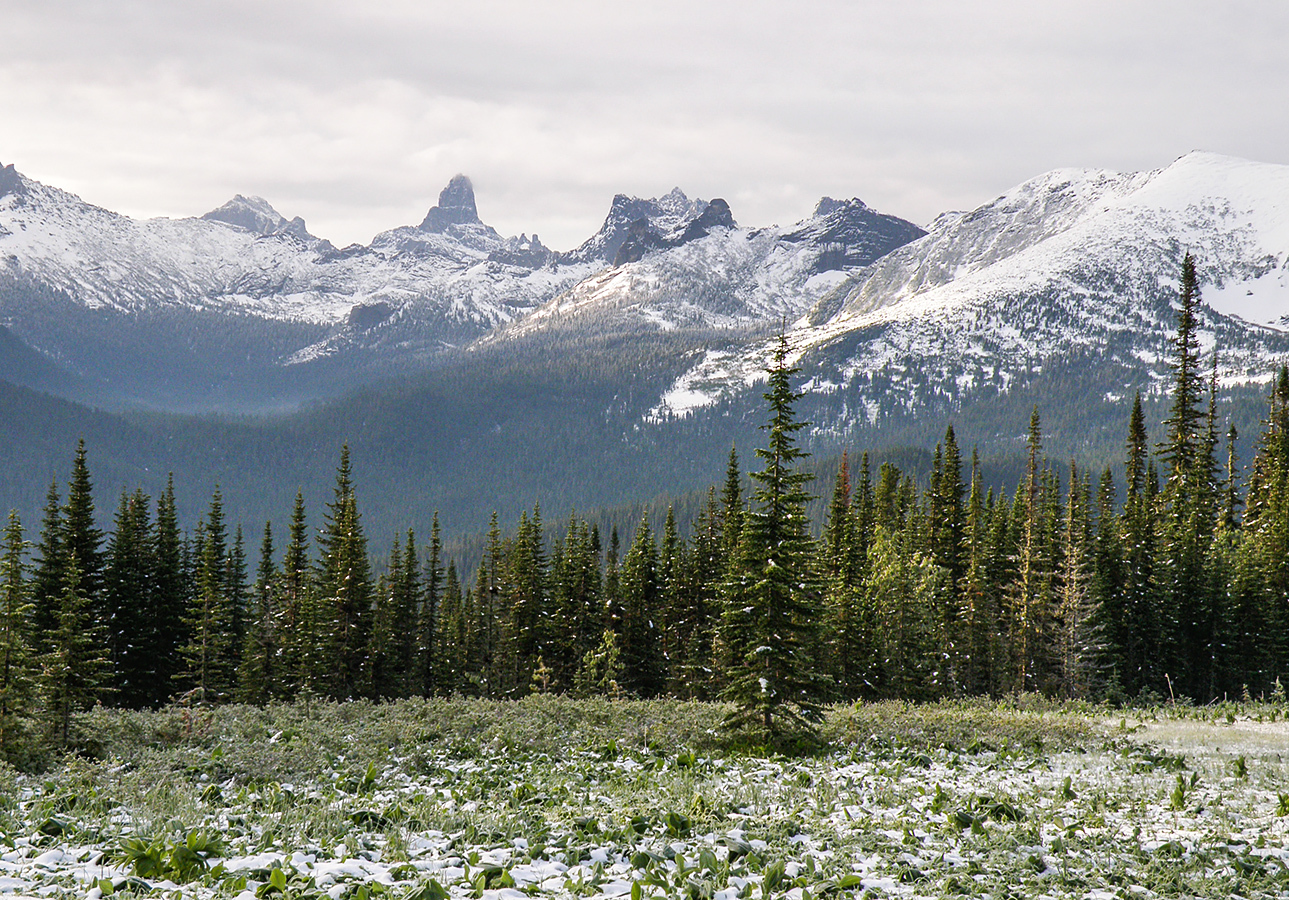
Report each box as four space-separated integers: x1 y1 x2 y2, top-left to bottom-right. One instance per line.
316 446 373 699
959 450 998 696
103 489 155 709
30 480 62 654
719 332 827 742
618 514 662 697
181 488 236 702
280 491 316 696
1056 465 1101 698
505 506 546 695
418 519 439 695
239 522 279 703
369 537 410 699
1122 393 1162 696
152 476 187 703
61 440 104 616
1007 408 1056 693
43 556 109 748
0 512 34 762
1157 254 1221 700
435 560 467 695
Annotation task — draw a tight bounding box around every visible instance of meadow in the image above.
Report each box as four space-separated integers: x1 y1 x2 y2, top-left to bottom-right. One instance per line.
3 697 1289 899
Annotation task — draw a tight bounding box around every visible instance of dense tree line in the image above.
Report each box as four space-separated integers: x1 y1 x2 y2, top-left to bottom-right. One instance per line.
5 255 1289 758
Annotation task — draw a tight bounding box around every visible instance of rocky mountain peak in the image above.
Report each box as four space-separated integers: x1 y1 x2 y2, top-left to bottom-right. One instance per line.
678 198 736 243
0 163 25 199
201 194 313 240
419 174 481 232
814 196 867 218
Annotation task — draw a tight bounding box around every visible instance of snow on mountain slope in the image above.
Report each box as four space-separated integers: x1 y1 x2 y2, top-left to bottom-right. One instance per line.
561 188 707 265
652 153 1289 421
495 196 925 342
0 166 598 333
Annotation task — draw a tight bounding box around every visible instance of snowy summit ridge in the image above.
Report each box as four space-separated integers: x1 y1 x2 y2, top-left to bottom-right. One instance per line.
651 151 1289 423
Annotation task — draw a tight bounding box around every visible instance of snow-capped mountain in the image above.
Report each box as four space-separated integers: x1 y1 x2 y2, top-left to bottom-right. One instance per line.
497 196 925 342
0 161 925 409
651 152 1289 424
0 166 596 331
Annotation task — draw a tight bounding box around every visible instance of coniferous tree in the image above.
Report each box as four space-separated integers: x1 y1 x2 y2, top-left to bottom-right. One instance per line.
1007 408 1056 693
1055 465 1102 698
280 491 316 696
929 426 965 690
30 480 63 655
181 488 237 702
151 476 187 703
673 489 721 698
505 505 546 695
1121 393 1163 697
1157 254 1220 700
959 450 998 696
61 440 104 620
103 489 155 708
618 514 663 697
657 506 682 684
436 560 467 695
316 446 373 699
719 333 826 741
43 557 109 748
1089 468 1127 694
239 522 279 703
369 537 406 700
414 521 437 695
603 526 622 671
477 514 505 695
1241 367 1289 685
227 525 248 677
867 526 943 700
0 512 34 762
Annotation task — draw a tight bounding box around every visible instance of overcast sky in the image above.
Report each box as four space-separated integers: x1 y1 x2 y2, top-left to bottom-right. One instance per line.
3 1 1287 249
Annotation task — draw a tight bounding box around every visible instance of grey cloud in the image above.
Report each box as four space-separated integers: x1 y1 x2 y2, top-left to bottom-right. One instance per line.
2 1 1288 248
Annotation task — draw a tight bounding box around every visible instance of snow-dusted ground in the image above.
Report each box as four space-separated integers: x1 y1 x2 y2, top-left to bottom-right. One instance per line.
6 712 1289 899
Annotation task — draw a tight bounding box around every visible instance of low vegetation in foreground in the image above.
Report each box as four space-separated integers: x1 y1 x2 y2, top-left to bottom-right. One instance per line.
4 697 1289 899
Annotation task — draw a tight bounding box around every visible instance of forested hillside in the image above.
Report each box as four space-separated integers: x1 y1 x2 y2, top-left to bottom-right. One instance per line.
6 256 1289 759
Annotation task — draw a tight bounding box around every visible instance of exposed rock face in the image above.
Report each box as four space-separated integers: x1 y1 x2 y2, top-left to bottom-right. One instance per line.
678 198 735 244
0 164 24 198
613 199 737 265
782 197 927 275
563 188 705 264
813 197 848 217
202 194 316 241
419 174 481 231
612 218 671 265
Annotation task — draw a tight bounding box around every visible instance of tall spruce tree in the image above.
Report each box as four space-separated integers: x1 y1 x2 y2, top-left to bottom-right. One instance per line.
61 440 104 617
239 522 279 703
181 488 237 702
30 480 63 655
618 514 663 697
1121 393 1162 696
44 556 109 747
151 476 187 703
418 520 439 695
1008 408 1056 694
316 446 373 699
0 512 34 762
1157 254 1220 700
719 332 826 742
103 489 155 709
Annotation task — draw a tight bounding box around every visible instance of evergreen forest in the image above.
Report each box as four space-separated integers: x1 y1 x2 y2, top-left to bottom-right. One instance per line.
5 255 1289 761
